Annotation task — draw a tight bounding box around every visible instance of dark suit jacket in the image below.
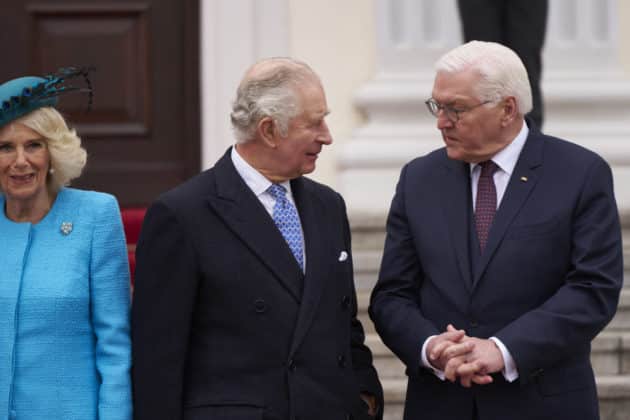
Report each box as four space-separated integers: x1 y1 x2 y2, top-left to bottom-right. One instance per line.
132 148 383 420
369 123 622 420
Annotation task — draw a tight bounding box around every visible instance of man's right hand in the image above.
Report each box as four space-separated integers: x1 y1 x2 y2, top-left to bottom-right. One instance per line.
425 324 472 371
430 325 495 387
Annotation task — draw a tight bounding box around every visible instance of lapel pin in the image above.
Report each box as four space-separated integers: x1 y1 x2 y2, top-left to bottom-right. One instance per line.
338 251 348 262
60 221 73 236
520 176 528 182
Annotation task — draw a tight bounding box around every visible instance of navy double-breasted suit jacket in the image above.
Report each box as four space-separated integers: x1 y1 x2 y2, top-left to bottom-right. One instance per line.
132 148 383 420
369 123 623 420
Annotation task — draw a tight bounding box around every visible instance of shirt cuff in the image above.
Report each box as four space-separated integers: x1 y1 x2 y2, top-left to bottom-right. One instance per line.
421 335 446 381
489 337 519 382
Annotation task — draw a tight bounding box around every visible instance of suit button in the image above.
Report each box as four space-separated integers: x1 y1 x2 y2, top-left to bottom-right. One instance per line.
469 320 479 328
254 299 267 313
341 295 351 309
338 354 346 368
288 359 296 371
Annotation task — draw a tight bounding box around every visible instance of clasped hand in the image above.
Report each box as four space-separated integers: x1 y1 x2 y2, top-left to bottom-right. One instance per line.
426 324 504 388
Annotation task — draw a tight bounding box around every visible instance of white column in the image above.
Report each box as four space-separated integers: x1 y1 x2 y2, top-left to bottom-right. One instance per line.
200 0 290 169
340 0 630 215
542 0 630 210
339 0 461 215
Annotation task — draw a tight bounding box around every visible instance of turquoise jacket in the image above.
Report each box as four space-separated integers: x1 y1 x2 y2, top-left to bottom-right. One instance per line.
0 188 132 420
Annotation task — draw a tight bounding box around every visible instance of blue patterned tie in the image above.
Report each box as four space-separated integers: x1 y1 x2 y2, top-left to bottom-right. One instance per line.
268 184 304 271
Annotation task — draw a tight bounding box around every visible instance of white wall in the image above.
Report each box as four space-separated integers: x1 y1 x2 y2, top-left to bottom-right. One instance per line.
621 1 630 73
288 0 376 188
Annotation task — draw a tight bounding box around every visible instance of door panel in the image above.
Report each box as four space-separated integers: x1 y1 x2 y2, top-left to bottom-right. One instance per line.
0 0 200 206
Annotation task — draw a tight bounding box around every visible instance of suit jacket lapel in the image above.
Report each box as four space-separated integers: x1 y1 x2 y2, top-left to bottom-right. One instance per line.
442 157 474 292
288 177 329 355
205 149 304 301
473 131 544 287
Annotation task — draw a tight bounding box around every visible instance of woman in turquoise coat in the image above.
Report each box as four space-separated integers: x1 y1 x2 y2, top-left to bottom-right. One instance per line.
0 70 132 419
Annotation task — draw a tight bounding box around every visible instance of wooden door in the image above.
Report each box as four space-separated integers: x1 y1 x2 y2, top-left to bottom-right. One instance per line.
0 0 200 206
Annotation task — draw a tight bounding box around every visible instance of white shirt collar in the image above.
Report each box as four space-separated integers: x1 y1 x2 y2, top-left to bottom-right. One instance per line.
230 146 292 196
470 120 529 176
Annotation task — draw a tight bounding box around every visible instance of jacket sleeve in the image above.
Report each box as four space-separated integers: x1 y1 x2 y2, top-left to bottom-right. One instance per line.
495 157 623 379
89 194 132 419
368 164 441 372
131 199 199 420
339 193 384 419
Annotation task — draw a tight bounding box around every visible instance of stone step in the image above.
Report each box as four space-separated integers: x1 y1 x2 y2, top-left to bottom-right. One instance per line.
607 289 630 331
352 249 382 291
592 331 630 375
379 379 405 420
357 290 375 334
367 334 406 379
598 375 630 420
377 376 630 420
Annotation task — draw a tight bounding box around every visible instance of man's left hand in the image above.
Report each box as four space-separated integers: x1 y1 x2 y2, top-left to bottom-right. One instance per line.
360 393 377 417
454 337 504 387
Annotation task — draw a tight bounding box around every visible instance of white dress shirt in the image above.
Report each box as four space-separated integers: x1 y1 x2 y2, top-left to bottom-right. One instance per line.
421 121 529 382
230 146 306 271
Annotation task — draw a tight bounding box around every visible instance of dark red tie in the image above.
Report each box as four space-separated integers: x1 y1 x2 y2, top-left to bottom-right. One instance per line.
475 161 498 253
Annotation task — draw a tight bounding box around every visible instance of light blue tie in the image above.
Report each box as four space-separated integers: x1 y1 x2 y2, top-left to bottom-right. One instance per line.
267 184 304 271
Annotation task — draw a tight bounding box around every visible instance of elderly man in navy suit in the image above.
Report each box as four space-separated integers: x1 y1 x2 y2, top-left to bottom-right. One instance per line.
132 58 383 420
370 41 622 420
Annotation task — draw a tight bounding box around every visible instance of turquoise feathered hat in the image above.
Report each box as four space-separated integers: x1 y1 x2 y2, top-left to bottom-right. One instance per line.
0 67 93 127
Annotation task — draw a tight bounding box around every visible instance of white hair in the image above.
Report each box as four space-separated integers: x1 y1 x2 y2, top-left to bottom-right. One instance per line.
230 57 320 143
435 41 533 115
18 107 87 191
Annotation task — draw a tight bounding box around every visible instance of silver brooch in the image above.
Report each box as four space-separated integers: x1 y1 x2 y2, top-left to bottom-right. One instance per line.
60 222 73 235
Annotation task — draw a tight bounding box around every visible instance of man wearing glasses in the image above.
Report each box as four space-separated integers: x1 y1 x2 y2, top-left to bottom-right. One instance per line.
370 41 622 420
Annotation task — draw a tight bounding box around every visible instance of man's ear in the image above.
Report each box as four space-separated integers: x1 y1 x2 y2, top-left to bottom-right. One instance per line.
501 96 518 126
257 117 278 148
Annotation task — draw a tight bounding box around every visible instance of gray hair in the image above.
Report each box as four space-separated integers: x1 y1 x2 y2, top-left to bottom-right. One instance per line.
18 107 87 191
435 41 533 115
230 57 319 143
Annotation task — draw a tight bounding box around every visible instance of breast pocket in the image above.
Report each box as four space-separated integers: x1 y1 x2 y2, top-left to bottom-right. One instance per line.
506 216 563 240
